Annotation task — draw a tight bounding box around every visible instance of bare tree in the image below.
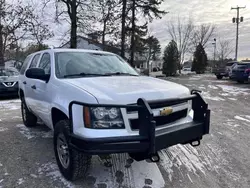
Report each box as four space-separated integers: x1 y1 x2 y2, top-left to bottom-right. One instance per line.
95 0 120 46
0 0 34 65
217 38 234 61
167 16 194 72
24 8 54 49
44 0 94 48
191 24 215 49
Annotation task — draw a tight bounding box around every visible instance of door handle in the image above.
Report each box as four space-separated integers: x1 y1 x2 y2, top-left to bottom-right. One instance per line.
31 85 36 89
23 81 27 85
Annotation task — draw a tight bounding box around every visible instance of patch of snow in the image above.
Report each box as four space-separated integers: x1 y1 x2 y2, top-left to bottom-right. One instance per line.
0 127 8 132
234 116 250 124
4 173 9 176
219 93 229 96
16 124 53 139
217 85 250 96
228 98 237 101
0 163 2 167
208 85 218 89
217 132 223 135
198 86 206 90
0 100 20 110
0 179 3 183
38 162 75 188
224 121 241 128
17 178 24 185
16 124 35 139
30 174 38 178
202 91 225 101
187 174 193 183
159 145 208 181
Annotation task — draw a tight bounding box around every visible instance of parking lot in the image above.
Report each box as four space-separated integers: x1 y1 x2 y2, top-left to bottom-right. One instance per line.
0 74 250 188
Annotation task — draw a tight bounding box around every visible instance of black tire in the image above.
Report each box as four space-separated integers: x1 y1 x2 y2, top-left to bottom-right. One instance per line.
54 120 92 181
237 80 244 84
216 75 223 79
21 100 37 127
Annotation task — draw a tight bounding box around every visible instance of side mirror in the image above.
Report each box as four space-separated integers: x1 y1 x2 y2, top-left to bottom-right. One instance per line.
25 68 50 82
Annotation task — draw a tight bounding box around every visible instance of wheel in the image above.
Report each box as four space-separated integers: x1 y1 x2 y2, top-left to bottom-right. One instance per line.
54 120 92 181
216 75 223 79
21 100 37 127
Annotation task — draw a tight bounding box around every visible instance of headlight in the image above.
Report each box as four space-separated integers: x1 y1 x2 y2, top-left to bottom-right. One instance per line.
83 107 124 129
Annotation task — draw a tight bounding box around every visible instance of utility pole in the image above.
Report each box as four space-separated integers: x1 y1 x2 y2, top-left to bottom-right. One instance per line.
212 38 216 68
0 0 5 66
231 5 246 61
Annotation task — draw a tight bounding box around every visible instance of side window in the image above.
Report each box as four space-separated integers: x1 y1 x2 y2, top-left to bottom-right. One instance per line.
29 54 41 68
20 55 32 75
38 53 51 74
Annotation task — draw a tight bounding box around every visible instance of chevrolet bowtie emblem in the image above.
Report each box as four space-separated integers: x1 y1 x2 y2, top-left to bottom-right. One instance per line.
160 107 173 116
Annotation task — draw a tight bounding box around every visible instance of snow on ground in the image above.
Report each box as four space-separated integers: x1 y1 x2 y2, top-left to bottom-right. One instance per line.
158 142 234 183
16 124 53 139
208 85 218 89
0 127 8 132
202 91 225 101
0 99 20 110
17 178 25 185
37 155 165 188
234 116 250 124
216 85 250 96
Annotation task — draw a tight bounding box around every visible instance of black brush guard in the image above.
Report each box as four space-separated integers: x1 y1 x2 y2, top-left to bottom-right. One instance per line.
68 90 210 162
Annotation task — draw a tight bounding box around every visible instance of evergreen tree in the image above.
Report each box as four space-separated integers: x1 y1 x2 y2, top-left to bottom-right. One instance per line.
192 43 208 74
126 0 167 66
163 40 178 76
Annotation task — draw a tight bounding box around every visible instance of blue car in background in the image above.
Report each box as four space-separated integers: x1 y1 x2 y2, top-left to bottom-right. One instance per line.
231 62 250 83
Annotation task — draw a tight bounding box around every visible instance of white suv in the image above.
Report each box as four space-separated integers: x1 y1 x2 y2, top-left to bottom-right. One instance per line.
18 49 210 181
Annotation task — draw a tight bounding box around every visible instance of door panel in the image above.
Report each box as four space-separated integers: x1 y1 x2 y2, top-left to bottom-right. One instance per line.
24 53 41 111
33 52 53 128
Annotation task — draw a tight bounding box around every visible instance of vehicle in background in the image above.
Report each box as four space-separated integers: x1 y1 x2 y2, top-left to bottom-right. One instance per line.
182 67 192 72
229 62 238 79
0 66 19 97
213 61 238 79
231 62 250 83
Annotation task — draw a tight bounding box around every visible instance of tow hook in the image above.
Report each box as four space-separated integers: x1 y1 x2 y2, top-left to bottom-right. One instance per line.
149 153 160 162
190 140 200 147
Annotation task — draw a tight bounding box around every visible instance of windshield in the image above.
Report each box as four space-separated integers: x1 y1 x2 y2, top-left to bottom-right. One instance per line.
0 68 19 76
55 52 139 78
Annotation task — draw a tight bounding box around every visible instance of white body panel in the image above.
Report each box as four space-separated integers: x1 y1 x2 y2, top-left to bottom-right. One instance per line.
19 49 192 139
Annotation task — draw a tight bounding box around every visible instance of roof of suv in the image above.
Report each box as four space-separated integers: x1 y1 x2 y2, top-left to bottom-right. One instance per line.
34 48 115 55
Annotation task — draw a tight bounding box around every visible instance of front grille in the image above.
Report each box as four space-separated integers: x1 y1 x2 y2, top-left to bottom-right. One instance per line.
129 109 188 130
126 101 188 114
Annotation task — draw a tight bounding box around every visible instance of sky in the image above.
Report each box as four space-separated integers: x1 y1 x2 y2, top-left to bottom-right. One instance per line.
148 0 250 61
10 0 250 61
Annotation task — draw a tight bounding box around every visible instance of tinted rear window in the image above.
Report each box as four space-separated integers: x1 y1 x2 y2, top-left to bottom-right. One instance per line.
226 62 236 66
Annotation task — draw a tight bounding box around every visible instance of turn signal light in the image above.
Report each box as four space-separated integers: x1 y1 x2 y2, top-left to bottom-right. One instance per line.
83 107 91 128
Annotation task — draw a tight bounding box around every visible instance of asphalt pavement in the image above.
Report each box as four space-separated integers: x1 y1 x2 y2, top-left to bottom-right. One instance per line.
0 74 250 188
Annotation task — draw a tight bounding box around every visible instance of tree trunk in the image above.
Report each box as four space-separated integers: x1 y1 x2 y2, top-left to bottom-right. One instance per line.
102 20 106 47
0 25 4 66
70 0 77 48
121 0 127 58
146 46 151 76
130 0 136 67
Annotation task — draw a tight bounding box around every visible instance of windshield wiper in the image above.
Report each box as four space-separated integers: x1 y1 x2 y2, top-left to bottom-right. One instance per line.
64 73 110 78
105 72 138 76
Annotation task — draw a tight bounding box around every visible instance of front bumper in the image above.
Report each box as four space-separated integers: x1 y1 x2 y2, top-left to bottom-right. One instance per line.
68 91 210 158
0 83 19 96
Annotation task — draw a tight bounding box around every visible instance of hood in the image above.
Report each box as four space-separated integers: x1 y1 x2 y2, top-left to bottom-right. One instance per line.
0 76 19 82
63 76 190 104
